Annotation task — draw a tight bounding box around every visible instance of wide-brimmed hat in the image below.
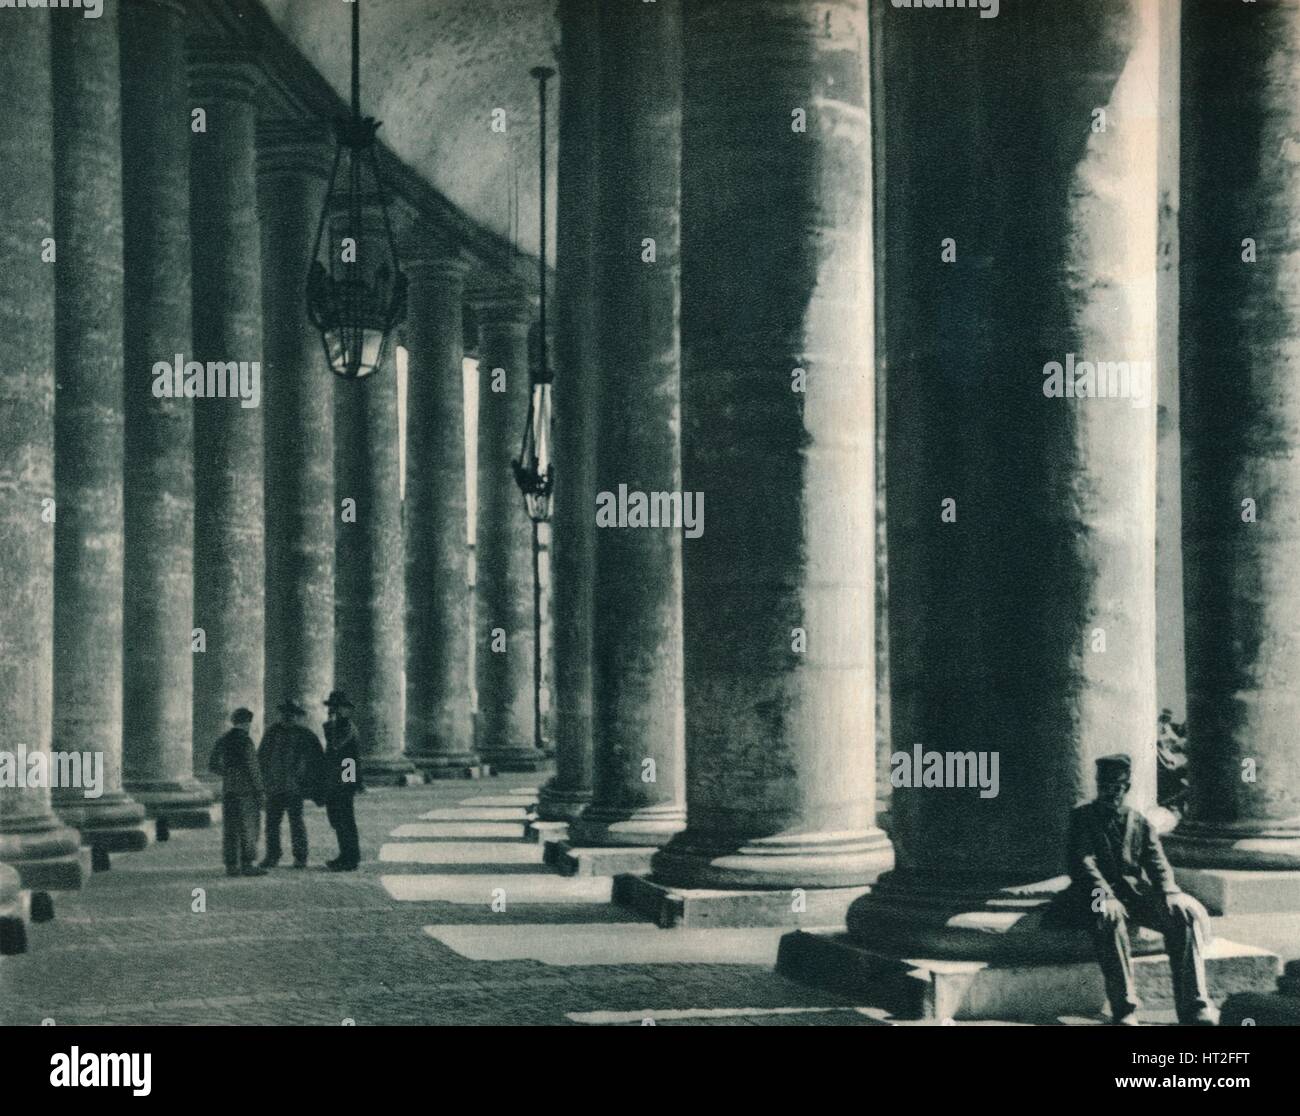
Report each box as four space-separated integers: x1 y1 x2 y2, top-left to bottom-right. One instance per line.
231 707 254 726
323 690 354 710
279 699 306 717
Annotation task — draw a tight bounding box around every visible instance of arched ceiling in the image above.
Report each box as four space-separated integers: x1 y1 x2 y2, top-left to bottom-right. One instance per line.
260 0 559 260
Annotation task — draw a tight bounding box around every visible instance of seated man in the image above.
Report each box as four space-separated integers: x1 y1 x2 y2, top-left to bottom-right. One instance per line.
1062 753 1217 1026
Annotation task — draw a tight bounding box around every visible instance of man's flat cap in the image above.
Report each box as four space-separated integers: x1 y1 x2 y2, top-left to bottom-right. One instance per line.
1096 753 1132 776
231 707 254 725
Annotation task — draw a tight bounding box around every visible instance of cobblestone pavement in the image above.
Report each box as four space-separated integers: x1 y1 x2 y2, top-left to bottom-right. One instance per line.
0 774 878 1026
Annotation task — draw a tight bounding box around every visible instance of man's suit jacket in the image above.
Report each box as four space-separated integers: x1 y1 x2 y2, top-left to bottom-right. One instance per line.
1064 801 1179 913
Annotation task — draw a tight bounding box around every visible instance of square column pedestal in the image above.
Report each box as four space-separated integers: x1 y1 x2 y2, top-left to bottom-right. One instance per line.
776 929 1280 1023
1174 868 1300 915
614 874 871 930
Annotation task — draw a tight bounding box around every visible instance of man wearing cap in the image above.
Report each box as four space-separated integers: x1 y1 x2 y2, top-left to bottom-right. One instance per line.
1063 753 1217 1026
257 700 325 869
322 691 364 871
208 708 267 878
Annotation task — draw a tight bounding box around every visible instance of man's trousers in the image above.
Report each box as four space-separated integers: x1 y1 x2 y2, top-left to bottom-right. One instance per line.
1091 891 1212 1023
222 794 261 871
326 792 360 867
264 793 308 865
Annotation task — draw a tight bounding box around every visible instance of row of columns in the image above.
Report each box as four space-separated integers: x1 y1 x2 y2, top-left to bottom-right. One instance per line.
535 0 1300 950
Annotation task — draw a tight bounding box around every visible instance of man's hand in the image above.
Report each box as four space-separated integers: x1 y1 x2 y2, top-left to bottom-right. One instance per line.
1100 897 1128 926
1165 892 1200 923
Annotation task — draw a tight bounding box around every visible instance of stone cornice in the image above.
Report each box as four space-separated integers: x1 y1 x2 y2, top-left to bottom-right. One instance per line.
256 119 336 181
188 39 263 104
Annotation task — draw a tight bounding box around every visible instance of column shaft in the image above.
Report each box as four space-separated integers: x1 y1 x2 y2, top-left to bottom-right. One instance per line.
404 261 476 775
121 0 213 825
847 0 1160 957
650 0 890 889
570 0 686 846
539 0 599 821
1168 0 1300 869
474 301 544 772
259 124 335 732
50 2 149 852
0 5 86 889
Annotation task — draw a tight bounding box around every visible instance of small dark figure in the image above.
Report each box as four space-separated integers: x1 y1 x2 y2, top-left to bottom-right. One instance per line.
322 691 364 871
1156 708 1189 814
208 708 267 878
258 699 326 869
1060 754 1216 1026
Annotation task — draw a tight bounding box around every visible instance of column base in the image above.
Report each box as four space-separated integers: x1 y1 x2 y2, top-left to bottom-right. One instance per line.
567 802 685 848
543 840 657 878
649 827 894 890
613 872 870 929
478 746 549 773
409 752 484 780
536 780 592 823
359 756 419 786
0 863 26 955
54 791 151 853
526 819 570 845
1165 820 1300 870
0 816 91 891
124 779 215 828
776 929 1280 1022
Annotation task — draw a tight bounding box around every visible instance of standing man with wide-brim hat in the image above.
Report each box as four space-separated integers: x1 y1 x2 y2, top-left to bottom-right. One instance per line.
322 691 364 871
258 699 325 869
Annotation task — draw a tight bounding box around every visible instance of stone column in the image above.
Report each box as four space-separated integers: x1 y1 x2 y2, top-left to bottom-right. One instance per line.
473 294 544 772
49 2 149 855
0 5 87 890
335 335 410 783
568 0 686 848
190 46 266 768
258 122 335 734
1167 0 1300 874
404 259 477 777
538 0 599 823
121 0 213 826
836 0 1160 958
650 0 891 892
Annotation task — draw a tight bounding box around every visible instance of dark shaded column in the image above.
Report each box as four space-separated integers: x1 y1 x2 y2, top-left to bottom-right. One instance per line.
569 0 686 847
258 121 335 732
842 0 1159 957
121 0 213 825
473 294 544 772
1168 0 1300 871
538 0 598 822
404 259 477 777
650 0 891 889
49 1 149 854
0 5 87 890
336 336 411 782
190 46 266 768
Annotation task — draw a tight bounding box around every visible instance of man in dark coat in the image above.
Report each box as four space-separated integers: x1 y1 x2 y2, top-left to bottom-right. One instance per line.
208 708 267 878
1060 753 1216 1026
322 691 364 871
258 700 325 869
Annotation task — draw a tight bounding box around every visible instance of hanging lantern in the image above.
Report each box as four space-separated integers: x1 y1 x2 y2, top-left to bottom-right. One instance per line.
305 0 406 380
512 65 556 524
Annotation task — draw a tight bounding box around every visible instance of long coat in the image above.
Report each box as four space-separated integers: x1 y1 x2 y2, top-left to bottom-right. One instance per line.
208 728 264 802
322 717 364 798
258 721 324 800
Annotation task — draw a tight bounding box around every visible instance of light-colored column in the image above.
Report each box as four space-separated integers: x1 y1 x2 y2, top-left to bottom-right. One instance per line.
335 329 411 783
538 0 599 822
258 122 336 732
1167 0 1300 872
121 0 213 826
404 259 477 776
473 295 545 773
843 0 1159 957
569 0 686 847
0 5 88 889
50 0 149 854
650 0 890 890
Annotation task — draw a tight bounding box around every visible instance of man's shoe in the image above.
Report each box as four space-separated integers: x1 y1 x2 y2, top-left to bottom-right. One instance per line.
1182 1006 1219 1027
1112 1012 1141 1027
325 857 342 870
258 859 279 870
242 865 269 877
292 861 307 870
225 867 241 878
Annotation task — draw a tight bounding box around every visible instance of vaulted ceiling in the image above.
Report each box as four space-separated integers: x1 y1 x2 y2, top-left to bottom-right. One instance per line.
259 0 559 259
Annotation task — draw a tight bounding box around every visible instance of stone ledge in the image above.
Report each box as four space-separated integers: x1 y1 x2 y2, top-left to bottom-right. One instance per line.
613 873 869 929
1175 867 1300 915
7 849 92 893
543 841 656 879
1220 992 1300 1026
776 930 1280 1023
